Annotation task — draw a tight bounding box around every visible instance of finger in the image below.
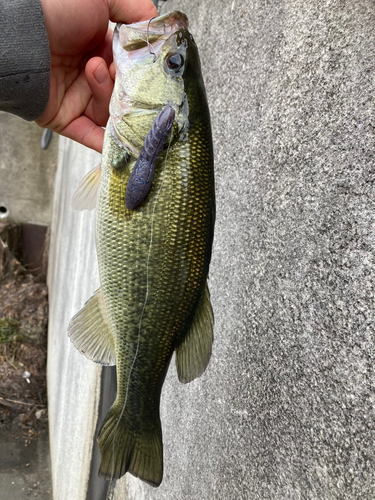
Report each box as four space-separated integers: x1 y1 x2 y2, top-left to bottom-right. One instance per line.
86 28 114 68
60 115 105 153
42 69 92 133
35 64 83 130
107 0 158 23
85 57 113 126
109 62 116 81
55 69 106 151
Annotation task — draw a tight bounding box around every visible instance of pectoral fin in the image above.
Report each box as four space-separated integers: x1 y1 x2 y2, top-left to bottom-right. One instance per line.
71 164 101 211
68 289 116 366
175 283 214 384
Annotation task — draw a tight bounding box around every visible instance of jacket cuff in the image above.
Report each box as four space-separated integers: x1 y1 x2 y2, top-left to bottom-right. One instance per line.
0 0 50 121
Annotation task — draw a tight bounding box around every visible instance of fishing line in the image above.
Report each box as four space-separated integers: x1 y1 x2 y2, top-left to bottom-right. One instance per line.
109 130 173 480
146 17 157 62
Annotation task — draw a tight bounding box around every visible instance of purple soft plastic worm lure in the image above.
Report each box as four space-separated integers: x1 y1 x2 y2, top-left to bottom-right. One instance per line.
125 105 175 210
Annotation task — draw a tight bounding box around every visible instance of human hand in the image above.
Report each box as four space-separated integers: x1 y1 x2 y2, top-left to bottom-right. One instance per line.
36 0 158 153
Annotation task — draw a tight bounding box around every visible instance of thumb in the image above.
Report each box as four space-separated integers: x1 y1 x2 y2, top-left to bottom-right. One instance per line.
106 0 158 24
85 57 114 127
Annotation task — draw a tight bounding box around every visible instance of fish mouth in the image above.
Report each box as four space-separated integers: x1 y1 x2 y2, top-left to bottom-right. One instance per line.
111 12 189 123
116 11 188 38
115 11 188 54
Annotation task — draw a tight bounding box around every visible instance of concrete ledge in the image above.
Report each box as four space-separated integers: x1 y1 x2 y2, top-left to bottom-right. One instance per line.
47 138 103 500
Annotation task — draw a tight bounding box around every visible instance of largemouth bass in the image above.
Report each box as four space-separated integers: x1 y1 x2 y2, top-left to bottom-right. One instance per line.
68 11 215 487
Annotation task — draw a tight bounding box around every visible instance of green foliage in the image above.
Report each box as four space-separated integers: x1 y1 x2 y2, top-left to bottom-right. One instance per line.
0 318 22 344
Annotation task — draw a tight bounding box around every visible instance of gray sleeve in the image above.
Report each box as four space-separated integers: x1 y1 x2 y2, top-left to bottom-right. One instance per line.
0 0 50 121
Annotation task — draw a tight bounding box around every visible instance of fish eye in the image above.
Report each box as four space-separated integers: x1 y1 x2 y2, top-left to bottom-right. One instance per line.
166 53 184 71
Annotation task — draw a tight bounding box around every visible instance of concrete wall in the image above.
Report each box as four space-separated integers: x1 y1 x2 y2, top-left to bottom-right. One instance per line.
0 112 57 225
48 0 375 499
47 139 103 500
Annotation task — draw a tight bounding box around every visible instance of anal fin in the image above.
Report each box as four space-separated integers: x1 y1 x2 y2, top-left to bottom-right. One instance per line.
68 289 116 366
175 282 214 384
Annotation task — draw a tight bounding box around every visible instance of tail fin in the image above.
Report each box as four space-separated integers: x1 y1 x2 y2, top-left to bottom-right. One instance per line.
97 405 163 487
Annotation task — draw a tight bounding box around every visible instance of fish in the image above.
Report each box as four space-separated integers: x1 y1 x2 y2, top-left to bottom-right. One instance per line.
68 11 215 487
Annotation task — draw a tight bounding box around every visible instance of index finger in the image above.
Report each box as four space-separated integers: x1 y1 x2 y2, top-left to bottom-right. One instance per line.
107 0 158 24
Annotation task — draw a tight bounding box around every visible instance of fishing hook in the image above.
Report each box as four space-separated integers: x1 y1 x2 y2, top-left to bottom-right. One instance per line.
146 17 157 62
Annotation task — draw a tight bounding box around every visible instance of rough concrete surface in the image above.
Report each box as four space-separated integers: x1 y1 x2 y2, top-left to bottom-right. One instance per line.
113 0 375 498
47 0 375 499
0 112 58 225
0 428 51 500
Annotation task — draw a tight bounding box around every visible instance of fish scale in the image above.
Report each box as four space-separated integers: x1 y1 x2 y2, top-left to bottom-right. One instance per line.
68 11 214 487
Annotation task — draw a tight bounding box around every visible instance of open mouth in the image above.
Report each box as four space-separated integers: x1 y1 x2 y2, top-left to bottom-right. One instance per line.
115 11 189 56
118 11 188 36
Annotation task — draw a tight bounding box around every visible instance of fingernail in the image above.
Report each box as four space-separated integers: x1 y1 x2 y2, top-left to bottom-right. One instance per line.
94 63 110 85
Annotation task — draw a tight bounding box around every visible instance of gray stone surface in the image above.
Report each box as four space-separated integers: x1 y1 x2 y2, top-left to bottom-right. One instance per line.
113 0 375 498
47 1 375 499
0 428 51 500
0 112 58 225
